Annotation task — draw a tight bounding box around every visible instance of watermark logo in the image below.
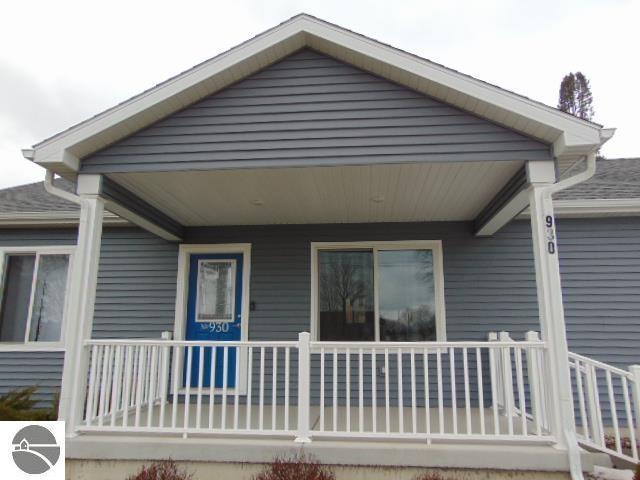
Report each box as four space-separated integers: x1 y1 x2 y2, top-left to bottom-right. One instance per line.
12 425 60 474
1 421 64 479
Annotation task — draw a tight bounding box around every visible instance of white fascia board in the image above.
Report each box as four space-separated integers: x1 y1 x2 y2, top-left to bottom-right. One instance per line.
26 15 608 173
301 19 604 153
102 200 181 241
0 211 127 227
28 22 308 171
475 189 530 236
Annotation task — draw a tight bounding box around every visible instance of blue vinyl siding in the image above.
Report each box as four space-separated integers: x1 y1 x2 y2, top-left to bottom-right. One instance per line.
81 49 551 174
2 217 640 414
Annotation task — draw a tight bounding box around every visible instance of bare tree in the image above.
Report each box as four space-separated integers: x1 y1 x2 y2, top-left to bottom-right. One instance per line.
320 256 368 315
558 72 594 121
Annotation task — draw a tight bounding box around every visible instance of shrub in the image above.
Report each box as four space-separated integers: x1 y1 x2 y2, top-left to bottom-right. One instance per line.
252 454 335 480
126 460 193 480
0 387 58 421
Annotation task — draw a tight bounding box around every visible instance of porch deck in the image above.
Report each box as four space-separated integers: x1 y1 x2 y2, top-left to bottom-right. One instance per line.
79 402 549 443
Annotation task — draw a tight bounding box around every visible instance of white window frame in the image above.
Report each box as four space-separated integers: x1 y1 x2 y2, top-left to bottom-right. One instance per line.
174 243 252 395
0 245 74 352
310 240 446 342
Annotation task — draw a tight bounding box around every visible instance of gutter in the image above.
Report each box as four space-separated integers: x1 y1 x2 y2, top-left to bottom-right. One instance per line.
43 170 80 205
543 128 615 196
545 152 597 197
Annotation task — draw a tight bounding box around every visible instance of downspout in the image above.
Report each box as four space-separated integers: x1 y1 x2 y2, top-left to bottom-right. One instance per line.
43 170 81 205
546 152 597 196
531 151 596 480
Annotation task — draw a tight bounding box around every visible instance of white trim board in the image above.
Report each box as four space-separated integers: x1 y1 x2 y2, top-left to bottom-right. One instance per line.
25 14 610 173
310 240 446 342
0 211 127 227
173 243 252 394
518 198 640 218
0 245 75 352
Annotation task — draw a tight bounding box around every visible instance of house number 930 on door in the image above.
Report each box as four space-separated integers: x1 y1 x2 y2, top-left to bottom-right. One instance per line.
201 322 230 333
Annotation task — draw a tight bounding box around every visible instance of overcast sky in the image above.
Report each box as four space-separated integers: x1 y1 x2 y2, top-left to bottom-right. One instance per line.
1 0 637 189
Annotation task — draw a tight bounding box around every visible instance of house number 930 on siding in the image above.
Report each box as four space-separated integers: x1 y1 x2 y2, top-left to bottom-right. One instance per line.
545 215 556 255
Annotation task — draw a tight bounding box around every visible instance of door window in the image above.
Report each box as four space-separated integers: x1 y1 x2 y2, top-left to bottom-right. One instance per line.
195 260 236 323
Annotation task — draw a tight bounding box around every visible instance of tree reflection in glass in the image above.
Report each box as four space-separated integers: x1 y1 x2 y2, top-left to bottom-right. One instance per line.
318 250 374 340
378 250 436 341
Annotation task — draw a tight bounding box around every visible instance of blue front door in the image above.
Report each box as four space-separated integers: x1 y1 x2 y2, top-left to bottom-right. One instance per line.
185 253 243 388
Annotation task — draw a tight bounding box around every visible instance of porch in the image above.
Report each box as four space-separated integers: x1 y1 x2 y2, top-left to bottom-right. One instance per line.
79 335 551 443
53 156 603 476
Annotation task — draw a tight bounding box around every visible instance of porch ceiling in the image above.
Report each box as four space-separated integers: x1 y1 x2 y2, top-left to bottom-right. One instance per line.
109 161 523 226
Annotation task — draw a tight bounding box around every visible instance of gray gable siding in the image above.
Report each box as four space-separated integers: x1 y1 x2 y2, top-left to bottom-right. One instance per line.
80 49 552 173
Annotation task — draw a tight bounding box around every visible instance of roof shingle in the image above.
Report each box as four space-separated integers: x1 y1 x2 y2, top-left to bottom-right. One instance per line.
0 178 77 214
555 158 640 200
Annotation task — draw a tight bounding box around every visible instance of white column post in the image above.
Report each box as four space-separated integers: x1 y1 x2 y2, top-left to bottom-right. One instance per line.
58 195 105 435
529 184 584 478
295 331 312 443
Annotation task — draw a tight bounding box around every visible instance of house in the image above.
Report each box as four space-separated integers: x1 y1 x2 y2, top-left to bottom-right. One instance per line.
1 13 638 479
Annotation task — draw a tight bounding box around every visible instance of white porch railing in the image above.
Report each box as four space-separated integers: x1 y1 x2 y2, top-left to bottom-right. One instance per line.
490 331 551 435
568 351 640 463
77 333 552 444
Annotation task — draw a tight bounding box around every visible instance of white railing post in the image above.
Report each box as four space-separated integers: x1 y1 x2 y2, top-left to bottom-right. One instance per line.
487 332 503 410
159 331 173 404
529 182 583 478
629 365 640 435
585 363 603 445
498 331 515 421
525 331 546 431
295 332 312 443
59 192 105 435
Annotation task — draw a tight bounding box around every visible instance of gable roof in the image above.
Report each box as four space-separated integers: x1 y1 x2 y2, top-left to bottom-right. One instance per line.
23 13 612 174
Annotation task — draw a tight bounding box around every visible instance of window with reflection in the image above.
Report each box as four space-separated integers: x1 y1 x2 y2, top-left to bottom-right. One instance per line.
317 245 441 342
378 250 436 341
318 250 374 341
0 251 71 343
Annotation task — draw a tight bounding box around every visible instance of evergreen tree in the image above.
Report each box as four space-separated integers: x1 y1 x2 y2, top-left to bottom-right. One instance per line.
558 72 594 121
